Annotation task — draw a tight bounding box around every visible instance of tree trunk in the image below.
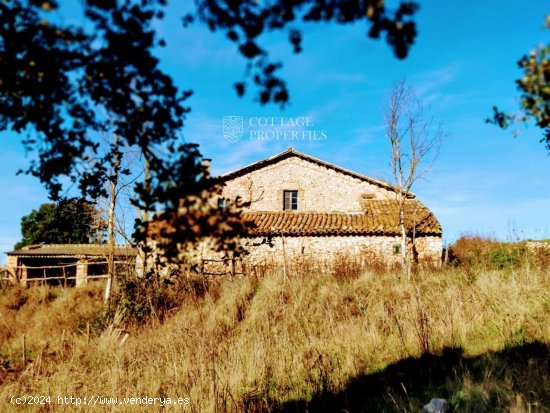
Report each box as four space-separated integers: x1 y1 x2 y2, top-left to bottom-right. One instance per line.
137 152 150 278
104 134 120 304
399 202 408 276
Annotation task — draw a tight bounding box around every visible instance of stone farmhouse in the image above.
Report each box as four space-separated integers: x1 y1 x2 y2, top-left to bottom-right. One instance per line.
216 148 442 269
3 148 442 285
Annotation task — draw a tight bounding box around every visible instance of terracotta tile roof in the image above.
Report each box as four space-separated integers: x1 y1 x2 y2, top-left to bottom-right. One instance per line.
220 148 412 197
7 244 137 257
243 200 441 236
360 200 442 235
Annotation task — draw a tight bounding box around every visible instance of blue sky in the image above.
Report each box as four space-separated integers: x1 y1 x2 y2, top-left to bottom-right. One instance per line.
1 1 549 262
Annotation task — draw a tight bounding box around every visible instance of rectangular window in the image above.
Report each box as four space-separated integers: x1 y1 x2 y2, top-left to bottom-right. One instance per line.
393 245 401 255
283 190 298 211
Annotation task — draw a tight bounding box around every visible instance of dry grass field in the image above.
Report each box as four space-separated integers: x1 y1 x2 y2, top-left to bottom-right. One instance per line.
0 240 549 412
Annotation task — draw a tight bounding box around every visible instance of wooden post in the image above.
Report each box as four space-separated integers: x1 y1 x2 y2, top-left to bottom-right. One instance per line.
22 334 26 365
21 261 28 288
60 329 66 357
212 361 218 413
63 266 67 288
119 332 130 347
281 233 288 280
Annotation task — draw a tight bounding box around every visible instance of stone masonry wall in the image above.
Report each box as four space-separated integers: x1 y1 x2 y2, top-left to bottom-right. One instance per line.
199 235 442 275
414 236 443 264
221 157 394 212
240 235 442 268
5 255 21 284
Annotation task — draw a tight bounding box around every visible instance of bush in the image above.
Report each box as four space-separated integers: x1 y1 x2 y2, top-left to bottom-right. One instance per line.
490 245 525 270
115 269 217 324
4 287 29 310
449 236 529 272
332 254 363 281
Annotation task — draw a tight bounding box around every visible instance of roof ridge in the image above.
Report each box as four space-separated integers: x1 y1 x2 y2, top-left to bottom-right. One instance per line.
23 243 128 247
243 211 368 215
8 244 137 256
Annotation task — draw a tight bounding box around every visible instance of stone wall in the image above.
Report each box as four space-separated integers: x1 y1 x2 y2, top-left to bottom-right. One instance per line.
241 235 401 268
414 236 444 264
240 235 442 267
198 234 442 275
5 255 18 273
76 261 88 287
4 255 21 284
221 157 394 212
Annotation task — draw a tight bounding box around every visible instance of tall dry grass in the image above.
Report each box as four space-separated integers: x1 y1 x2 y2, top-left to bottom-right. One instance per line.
0 248 549 412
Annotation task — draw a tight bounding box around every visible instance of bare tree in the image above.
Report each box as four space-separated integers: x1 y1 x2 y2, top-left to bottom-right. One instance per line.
385 81 443 275
103 133 120 303
96 131 146 303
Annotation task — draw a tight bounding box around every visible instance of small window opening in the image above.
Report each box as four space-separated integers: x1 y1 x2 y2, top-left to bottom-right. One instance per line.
283 190 298 211
218 198 228 208
393 244 401 255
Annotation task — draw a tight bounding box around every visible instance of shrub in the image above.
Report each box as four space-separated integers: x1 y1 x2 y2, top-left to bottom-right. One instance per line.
3 286 29 310
490 245 525 270
449 236 530 272
115 268 218 324
332 254 363 281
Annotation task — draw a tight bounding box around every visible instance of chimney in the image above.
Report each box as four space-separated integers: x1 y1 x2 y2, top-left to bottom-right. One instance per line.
201 158 212 177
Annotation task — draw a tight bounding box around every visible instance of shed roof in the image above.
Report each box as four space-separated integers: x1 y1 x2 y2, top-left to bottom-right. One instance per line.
7 244 137 258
